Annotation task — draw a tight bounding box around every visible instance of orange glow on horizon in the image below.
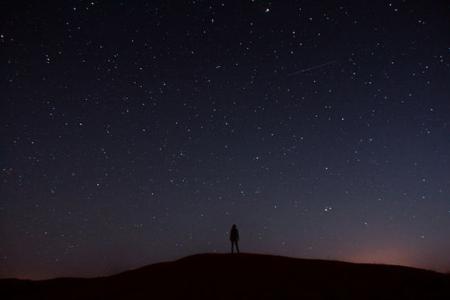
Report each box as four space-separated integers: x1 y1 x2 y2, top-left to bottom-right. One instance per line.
344 247 418 269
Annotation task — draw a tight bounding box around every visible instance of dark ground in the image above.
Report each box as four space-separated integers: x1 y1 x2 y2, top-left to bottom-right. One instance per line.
1 253 449 299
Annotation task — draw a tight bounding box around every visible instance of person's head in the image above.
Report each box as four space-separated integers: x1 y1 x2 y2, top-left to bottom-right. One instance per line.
232 224 236 229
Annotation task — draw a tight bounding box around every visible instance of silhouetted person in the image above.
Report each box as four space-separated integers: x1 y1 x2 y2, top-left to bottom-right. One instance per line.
230 224 240 254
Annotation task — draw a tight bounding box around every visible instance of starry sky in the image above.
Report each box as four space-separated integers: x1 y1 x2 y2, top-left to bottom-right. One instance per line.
1 0 450 279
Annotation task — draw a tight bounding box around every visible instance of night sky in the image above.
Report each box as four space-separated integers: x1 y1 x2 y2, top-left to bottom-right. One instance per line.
1 1 450 279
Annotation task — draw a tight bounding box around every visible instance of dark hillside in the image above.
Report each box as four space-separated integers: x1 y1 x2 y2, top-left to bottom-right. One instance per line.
1 253 449 299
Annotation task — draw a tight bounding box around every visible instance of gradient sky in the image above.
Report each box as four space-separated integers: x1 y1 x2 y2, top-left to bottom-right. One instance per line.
1 0 450 279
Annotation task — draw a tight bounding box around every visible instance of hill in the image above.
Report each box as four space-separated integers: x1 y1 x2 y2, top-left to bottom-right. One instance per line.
1 253 450 299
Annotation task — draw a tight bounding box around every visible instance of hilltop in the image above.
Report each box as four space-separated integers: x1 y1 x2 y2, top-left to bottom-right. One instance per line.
1 253 450 299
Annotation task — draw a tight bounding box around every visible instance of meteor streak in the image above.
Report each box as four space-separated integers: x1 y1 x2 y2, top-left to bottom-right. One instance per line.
288 60 336 76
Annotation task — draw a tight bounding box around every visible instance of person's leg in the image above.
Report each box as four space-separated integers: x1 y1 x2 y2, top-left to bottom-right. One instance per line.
231 241 234 253
236 241 240 254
